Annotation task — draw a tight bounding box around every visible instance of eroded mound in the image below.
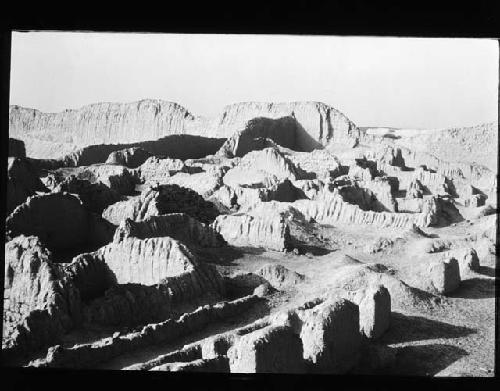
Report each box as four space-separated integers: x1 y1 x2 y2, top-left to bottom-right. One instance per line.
3 236 81 362
114 214 225 247
7 157 48 214
5 100 497 375
256 264 306 289
103 184 220 225
105 147 153 169
6 193 114 257
51 176 123 214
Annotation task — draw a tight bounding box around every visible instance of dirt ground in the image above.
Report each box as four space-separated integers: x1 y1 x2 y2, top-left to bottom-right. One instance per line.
86 210 497 376
18 186 495 376
208 215 497 377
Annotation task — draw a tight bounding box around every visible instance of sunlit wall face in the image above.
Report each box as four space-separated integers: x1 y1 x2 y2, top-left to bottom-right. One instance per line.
9 32 499 129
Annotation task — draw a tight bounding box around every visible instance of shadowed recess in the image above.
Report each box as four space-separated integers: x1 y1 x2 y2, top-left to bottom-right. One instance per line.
447 278 496 300
386 344 469 376
380 312 476 344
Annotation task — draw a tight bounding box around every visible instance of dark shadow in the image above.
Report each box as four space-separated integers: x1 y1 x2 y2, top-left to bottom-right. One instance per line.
355 157 378 173
477 266 496 278
324 109 333 143
224 273 271 299
386 343 469 376
385 176 400 196
68 257 118 303
232 116 298 154
338 184 392 213
444 177 460 198
475 204 498 218
237 246 268 255
380 312 476 345
51 245 103 263
28 134 227 170
22 215 116 264
447 277 496 299
337 165 350 176
287 220 338 256
195 245 269 267
193 246 247 266
153 184 221 225
432 198 465 227
267 179 309 202
184 165 204 174
293 117 324 152
419 184 433 196
107 134 226 160
395 189 407 198
224 115 323 156
290 239 333 256
8 137 26 157
298 244 333 256
401 166 415 172
382 133 401 140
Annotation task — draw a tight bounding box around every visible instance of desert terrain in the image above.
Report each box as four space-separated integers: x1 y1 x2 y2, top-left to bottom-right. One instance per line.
4 100 498 375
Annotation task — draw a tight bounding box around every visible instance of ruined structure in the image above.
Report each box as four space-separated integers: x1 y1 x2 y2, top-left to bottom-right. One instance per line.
4 99 497 376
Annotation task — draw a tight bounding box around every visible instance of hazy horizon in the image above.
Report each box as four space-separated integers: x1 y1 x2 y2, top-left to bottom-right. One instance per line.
9 32 499 129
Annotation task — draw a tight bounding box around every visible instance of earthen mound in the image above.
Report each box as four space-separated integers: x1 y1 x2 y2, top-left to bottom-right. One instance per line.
6 193 115 257
82 283 175 328
292 192 439 229
105 147 153 168
7 157 48 214
113 213 226 248
223 147 305 189
216 116 300 158
9 100 225 159
44 164 138 195
256 264 306 289
3 236 81 361
325 262 439 310
138 156 187 184
102 184 220 225
211 212 292 252
365 237 395 253
285 149 343 180
403 223 433 238
213 101 359 148
51 176 123 214
63 253 116 302
96 236 224 295
161 170 224 198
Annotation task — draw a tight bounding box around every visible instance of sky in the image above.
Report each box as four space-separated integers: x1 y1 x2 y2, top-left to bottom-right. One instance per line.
9 32 499 129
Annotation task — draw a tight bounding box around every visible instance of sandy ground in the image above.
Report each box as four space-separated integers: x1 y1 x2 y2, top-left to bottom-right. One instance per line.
30 205 497 376
206 215 497 377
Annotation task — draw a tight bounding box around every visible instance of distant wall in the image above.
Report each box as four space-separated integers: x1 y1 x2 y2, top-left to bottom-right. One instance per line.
10 100 358 159
213 102 359 145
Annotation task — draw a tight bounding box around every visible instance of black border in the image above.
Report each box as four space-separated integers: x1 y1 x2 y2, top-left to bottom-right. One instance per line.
2 367 498 391
1 1 500 37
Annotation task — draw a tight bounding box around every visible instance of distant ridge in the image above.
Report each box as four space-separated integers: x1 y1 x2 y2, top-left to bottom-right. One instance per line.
9 100 359 159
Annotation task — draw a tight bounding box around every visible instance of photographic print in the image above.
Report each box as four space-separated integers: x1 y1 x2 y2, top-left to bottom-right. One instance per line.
3 32 498 376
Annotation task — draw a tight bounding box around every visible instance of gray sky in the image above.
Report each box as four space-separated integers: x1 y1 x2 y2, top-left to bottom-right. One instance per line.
9 32 499 129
